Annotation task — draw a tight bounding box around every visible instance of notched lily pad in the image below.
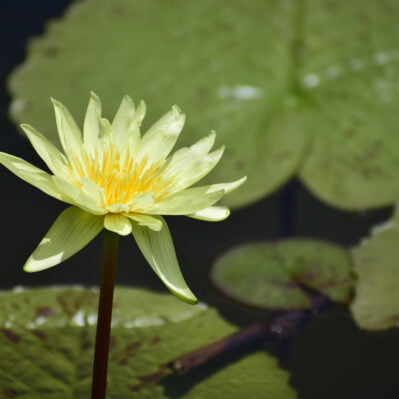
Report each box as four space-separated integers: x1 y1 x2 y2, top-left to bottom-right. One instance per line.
0 286 297 398
9 0 399 211
351 208 399 330
211 239 354 310
8 0 308 209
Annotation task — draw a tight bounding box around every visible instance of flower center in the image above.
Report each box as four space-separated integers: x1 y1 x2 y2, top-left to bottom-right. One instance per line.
67 145 174 208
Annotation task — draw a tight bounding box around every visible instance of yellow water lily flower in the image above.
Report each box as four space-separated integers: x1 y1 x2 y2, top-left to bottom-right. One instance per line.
0 93 246 303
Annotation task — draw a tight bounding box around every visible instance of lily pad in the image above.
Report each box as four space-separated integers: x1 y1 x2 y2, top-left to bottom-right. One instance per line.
9 0 399 210
298 0 399 210
0 286 296 398
351 209 399 330
211 239 353 310
7 0 309 209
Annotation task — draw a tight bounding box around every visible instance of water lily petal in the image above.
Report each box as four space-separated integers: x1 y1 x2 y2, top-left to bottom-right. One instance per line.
131 100 146 131
51 99 84 164
190 130 217 155
104 214 132 236
126 100 146 153
52 176 106 215
0 152 67 201
144 187 225 215
52 175 80 198
83 92 102 155
20 124 67 176
100 117 113 139
112 96 145 144
24 206 103 272
137 106 185 164
187 206 230 221
73 194 107 215
81 177 105 207
207 176 247 194
166 131 216 167
124 213 163 231
165 146 225 193
131 216 197 304
106 203 130 213
126 192 155 211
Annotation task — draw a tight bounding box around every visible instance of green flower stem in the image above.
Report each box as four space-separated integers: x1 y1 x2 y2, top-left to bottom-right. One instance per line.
91 230 120 399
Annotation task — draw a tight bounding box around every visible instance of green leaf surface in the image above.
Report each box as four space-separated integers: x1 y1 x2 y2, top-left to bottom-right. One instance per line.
298 0 399 210
7 0 309 209
351 209 399 330
9 0 399 210
211 239 353 310
0 286 296 398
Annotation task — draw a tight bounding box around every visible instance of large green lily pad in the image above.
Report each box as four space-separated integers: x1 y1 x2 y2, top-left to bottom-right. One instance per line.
0 286 296 398
211 239 353 310
351 209 399 330
8 0 399 210
7 0 307 209
298 0 399 210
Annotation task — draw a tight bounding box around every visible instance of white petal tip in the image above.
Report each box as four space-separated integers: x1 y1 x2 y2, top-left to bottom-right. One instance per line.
171 105 182 114
224 175 247 194
122 94 135 106
172 290 198 305
20 123 31 130
89 91 101 102
104 225 131 236
19 124 35 137
23 263 35 273
23 255 61 273
23 264 40 273
188 206 230 221
239 175 247 184
104 214 132 236
51 98 66 111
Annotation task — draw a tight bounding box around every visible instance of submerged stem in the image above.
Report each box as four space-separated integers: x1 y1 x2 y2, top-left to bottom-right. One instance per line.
91 230 120 399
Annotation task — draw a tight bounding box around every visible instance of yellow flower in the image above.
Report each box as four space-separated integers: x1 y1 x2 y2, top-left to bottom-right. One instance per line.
0 93 245 303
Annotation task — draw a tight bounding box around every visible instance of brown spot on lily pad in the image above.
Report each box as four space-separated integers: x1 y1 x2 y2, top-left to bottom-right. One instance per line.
2 388 17 398
36 307 54 318
149 336 161 345
1 329 20 343
44 46 59 58
32 330 46 340
81 329 91 350
119 341 142 365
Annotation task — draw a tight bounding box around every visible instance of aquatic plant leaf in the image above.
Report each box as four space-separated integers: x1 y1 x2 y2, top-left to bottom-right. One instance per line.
211 239 353 310
298 0 399 210
351 209 399 330
8 0 308 209
9 0 399 210
0 286 296 398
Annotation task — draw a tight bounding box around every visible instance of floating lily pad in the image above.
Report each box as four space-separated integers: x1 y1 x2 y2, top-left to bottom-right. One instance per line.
7 0 309 209
9 0 399 210
298 0 399 210
351 209 399 330
0 286 296 398
211 239 353 310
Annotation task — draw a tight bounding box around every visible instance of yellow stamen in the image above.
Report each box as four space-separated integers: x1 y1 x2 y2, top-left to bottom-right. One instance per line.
67 144 175 210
